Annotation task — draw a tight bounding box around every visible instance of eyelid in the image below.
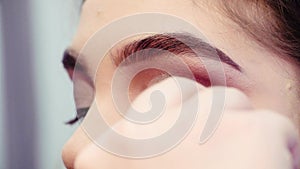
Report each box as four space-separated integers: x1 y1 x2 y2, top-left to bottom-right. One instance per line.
113 43 222 87
147 73 171 87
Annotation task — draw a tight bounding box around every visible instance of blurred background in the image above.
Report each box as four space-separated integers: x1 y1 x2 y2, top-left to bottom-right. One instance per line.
0 0 82 168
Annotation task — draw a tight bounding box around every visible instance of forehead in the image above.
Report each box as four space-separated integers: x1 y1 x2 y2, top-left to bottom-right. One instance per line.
71 0 225 52
69 0 273 75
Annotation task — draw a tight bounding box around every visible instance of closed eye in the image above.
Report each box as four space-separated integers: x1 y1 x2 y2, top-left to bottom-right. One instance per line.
62 49 94 125
110 33 243 88
63 33 246 125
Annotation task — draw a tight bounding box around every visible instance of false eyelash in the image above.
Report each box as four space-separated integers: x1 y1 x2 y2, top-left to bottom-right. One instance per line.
65 107 90 125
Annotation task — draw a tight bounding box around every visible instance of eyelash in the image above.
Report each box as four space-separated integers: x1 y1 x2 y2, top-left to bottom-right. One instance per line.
65 107 90 125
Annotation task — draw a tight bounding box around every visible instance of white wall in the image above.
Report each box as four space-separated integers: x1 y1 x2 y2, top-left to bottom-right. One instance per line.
30 0 81 168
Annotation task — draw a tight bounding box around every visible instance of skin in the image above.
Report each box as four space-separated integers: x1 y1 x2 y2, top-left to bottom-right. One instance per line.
62 0 300 168
70 78 300 169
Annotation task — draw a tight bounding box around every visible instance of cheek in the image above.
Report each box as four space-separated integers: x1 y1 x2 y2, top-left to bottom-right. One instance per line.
241 81 300 128
62 127 92 169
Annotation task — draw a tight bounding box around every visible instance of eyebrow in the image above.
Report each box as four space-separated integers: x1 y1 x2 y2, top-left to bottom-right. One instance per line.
62 49 82 72
62 33 242 77
81 0 86 6
63 48 96 90
62 49 76 70
112 33 242 72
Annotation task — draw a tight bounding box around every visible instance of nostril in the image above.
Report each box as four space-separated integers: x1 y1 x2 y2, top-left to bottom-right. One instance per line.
288 137 300 169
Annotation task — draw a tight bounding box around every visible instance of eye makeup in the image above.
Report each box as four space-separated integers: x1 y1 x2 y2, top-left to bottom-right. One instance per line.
111 33 243 88
62 50 94 125
65 107 90 125
63 33 247 125
111 33 242 72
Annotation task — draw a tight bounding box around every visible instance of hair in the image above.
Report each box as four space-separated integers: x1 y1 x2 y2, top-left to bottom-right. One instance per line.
217 0 300 64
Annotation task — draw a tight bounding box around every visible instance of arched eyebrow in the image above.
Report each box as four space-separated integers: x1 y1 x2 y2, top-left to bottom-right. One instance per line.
112 33 242 72
62 33 242 78
62 49 76 70
62 49 90 81
62 49 84 72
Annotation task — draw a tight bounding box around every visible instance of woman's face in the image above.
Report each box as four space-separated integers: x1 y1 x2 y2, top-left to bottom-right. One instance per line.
62 0 300 168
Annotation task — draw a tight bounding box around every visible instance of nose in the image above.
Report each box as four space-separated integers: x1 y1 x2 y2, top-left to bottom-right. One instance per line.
74 143 134 169
62 127 92 169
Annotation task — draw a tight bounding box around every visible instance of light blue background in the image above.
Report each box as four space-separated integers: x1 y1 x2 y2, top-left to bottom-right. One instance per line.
0 0 82 168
